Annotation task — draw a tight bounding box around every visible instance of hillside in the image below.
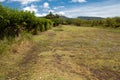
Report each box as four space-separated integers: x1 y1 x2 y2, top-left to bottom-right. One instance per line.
59 16 104 20
78 16 104 20
0 25 120 80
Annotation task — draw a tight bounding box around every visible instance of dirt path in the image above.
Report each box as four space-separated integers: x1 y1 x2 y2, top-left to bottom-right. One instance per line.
6 44 39 80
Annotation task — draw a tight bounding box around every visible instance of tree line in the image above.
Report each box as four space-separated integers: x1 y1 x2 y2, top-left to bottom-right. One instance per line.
61 17 120 28
0 4 53 39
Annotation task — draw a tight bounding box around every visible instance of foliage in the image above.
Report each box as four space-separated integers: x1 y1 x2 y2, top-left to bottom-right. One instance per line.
0 32 32 55
45 12 61 27
104 17 120 28
0 4 53 39
61 16 120 28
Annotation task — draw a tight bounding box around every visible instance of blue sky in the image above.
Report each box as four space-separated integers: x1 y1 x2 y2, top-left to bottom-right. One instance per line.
0 0 120 18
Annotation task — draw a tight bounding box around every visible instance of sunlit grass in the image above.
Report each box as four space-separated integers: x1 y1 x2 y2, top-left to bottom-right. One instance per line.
0 25 120 80
31 25 120 80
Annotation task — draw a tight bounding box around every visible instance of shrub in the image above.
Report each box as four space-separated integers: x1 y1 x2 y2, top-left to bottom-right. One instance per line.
0 4 53 39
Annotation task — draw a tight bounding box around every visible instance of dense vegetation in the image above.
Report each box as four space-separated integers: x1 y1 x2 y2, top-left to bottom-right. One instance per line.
0 4 53 39
62 17 120 28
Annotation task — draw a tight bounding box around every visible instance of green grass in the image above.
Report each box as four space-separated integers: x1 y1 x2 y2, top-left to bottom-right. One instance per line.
0 25 120 80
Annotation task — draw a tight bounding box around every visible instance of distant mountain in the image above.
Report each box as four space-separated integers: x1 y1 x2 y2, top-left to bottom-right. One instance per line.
77 16 104 20
41 14 104 20
59 15 69 20
59 15 104 20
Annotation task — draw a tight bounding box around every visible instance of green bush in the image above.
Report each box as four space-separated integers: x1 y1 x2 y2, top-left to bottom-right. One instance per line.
0 4 53 39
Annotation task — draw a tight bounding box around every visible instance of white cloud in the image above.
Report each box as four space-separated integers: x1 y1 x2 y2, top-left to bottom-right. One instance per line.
61 1 120 18
48 9 54 13
0 0 5 2
35 13 47 17
10 0 40 5
23 5 47 17
43 2 49 9
23 5 38 13
57 11 65 15
53 6 65 10
71 0 86 3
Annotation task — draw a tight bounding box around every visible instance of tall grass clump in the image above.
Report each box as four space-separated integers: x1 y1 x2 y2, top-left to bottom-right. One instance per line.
0 32 33 55
0 38 14 54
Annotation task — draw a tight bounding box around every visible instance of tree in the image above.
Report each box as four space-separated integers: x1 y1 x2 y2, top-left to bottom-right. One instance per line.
45 12 61 27
113 17 120 28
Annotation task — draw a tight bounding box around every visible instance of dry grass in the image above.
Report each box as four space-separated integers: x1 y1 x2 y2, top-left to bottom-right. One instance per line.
0 25 120 80
31 25 120 80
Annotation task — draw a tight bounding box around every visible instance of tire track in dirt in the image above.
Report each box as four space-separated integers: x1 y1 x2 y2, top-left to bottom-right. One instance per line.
6 45 39 80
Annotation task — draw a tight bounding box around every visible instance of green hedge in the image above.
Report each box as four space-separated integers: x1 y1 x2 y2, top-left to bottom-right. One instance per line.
0 4 53 39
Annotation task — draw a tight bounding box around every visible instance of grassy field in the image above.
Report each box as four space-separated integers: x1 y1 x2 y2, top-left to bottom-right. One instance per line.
0 25 120 80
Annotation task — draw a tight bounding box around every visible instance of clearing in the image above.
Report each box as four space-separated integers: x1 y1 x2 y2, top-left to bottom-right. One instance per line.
0 25 120 80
